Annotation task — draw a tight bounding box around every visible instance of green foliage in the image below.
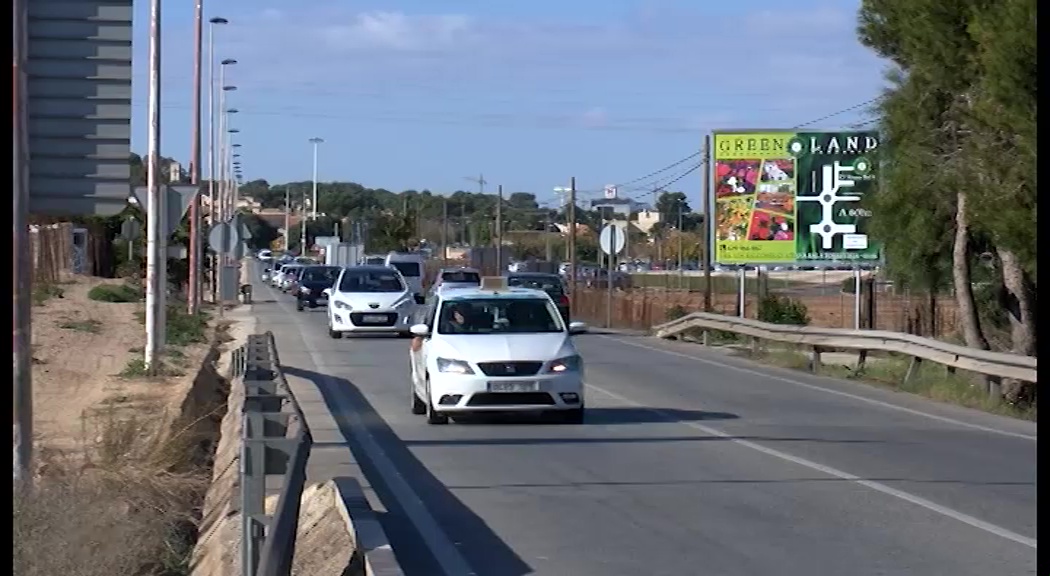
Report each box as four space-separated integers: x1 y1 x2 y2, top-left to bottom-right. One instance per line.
239 213 281 250
32 284 65 305
666 305 688 321
88 283 142 303
757 295 810 326
165 307 209 346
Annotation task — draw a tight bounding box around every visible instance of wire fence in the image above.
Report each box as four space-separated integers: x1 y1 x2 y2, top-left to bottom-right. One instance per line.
572 270 959 339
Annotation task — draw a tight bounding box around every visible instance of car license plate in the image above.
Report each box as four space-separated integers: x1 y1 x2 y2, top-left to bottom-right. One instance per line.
487 380 539 393
361 314 387 323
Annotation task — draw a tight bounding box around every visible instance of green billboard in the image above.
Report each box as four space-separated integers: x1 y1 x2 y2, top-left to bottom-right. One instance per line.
711 130 882 266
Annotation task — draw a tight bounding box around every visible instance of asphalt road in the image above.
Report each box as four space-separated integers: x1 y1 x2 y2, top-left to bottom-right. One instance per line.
249 266 1036 576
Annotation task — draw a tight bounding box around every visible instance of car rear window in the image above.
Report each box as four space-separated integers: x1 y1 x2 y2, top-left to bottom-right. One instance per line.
508 275 564 295
441 271 480 284
390 261 421 277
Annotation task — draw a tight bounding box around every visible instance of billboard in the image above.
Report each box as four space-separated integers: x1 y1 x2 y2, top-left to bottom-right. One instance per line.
711 130 882 266
27 0 133 216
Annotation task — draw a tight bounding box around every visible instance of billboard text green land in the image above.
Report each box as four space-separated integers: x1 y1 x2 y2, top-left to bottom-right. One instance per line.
710 130 882 266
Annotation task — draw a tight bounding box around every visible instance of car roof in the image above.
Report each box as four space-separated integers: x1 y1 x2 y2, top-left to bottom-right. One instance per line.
508 272 560 278
441 287 551 301
342 264 399 273
440 267 480 274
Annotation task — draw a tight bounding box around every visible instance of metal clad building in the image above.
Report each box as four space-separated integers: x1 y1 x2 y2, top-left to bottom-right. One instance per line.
27 0 133 216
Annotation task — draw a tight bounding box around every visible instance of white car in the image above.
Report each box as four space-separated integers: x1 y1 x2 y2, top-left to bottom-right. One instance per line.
407 278 589 425
278 264 304 291
324 265 424 338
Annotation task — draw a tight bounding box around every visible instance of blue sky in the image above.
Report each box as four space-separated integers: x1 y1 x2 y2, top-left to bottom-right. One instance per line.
131 0 888 208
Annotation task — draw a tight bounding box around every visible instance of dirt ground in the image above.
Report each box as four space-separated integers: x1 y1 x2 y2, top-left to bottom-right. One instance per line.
30 276 211 459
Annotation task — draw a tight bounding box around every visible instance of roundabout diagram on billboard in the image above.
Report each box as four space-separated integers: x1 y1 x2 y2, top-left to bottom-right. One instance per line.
797 158 871 249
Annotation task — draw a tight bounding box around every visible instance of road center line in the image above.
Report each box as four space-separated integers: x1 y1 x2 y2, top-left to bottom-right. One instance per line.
595 335 1036 441
584 382 1037 550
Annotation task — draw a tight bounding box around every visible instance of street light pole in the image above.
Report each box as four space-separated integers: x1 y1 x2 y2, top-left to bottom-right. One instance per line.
309 137 323 220
144 0 165 373
206 17 227 303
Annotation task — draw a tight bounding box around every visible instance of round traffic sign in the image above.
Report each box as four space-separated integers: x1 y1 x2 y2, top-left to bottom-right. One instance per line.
207 222 241 254
599 224 626 255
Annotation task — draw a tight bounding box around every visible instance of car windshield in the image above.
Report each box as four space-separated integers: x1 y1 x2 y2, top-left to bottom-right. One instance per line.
507 275 564 296
389 261 421 277
301 266 341 284
437 298 563 335
441 271 480 284
338 269 405 293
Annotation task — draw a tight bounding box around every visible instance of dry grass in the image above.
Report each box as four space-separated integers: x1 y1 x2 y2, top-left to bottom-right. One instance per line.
16 276 226 576
14 408 213 576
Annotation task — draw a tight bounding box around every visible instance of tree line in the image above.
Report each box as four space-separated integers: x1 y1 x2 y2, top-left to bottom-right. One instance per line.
858 0 1035 381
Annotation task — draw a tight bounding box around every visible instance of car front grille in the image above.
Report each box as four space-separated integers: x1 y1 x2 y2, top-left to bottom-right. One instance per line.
467 392 555 406
348 312 398 327
476 361 543 377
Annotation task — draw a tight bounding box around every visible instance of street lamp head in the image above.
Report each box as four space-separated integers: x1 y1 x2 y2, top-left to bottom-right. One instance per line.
232 143 242 148
227 108 239 114
309 137 324 144
228 128 240 134
223 85 237 91
232 153 241 158
221 58 237 65
209 17 228 25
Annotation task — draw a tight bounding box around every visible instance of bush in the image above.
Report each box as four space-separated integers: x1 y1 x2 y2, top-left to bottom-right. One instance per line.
165 306 209 346
666 305 688 321
757 295 810 325
87 283 142 303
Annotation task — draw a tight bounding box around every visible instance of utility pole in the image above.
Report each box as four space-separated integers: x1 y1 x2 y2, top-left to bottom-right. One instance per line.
545 211 553 262
283 185 291 251
441 199 448 266
13 0 34 490
677 199 685 289
495 184 503 271
701 135 713 312
462 174 486 247
568 178 577 314
309 137 323 219
299 188 308 254
144 0 165 373
187 0 203 315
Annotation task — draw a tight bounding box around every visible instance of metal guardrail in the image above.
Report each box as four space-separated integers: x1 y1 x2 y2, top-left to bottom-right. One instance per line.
653 312 1037 392
234 332 314 576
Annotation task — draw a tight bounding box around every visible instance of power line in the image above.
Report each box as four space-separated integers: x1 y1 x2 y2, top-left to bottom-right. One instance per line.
792 96 883 129
610 151 701 189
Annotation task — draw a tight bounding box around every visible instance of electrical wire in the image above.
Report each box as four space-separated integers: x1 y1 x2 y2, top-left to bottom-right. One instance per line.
792 96 884 129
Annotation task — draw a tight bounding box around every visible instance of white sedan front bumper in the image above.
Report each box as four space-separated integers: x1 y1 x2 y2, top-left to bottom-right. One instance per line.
428 371 584 413
329 306 414 333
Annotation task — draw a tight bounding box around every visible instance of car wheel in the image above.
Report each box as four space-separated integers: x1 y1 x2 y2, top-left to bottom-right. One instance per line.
561 405 585 424
411 386 427 415
327 320 343 339
296 300 304 311
424 379 448 425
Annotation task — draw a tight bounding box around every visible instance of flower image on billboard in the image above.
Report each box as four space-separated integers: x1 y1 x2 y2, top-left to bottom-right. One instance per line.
711 130 882 266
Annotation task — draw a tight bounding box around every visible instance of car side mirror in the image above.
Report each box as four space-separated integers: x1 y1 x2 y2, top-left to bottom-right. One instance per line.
568 321 588 335
413 294 426 305
321 288 332 298
409 323 430 337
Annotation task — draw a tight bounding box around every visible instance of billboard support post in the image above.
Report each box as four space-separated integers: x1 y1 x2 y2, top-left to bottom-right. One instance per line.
738 267 746 318
854 267 862 330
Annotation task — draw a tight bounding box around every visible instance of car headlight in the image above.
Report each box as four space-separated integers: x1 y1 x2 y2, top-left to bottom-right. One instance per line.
436 358 474 375
547 355 582 373
334 301 351 310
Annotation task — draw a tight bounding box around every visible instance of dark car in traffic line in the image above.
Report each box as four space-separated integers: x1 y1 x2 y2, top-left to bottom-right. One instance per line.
295 265 342 311
506 272 571 323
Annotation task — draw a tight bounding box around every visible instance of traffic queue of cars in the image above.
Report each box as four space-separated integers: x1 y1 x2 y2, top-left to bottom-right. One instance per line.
258 252 589 425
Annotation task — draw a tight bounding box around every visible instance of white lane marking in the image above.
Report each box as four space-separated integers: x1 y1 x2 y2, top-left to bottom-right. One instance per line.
584 382 1037 550
595 335 1036 441
272 282 477 576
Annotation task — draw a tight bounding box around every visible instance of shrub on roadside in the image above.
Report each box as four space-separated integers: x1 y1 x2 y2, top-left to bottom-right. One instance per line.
757 295 810 326
88 283 142 303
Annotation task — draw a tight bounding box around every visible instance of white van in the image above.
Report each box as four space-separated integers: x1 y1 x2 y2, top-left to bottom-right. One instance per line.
384 252 425 296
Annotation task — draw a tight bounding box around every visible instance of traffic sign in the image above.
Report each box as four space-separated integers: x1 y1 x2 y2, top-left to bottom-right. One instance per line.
207 222 240 254
120 218 141 241
130 185 200 236
599 224 625 255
